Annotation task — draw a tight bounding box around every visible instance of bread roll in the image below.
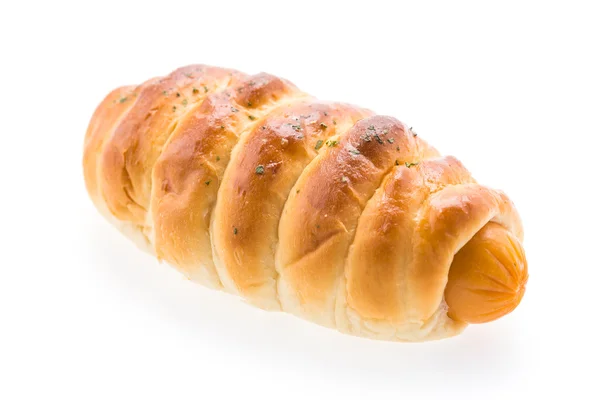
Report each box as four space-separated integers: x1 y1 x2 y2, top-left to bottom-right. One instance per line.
83 64 528 341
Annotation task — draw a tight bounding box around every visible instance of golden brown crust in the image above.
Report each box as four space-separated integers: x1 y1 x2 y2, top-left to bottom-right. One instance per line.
345 156 470 323
83 64 528 342
83 85 137 210
276 116 436 325
99 65 240 229
151 73 306 287
212 101 372 308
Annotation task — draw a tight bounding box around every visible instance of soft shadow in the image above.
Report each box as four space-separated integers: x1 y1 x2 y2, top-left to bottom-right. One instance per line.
80 215 527 390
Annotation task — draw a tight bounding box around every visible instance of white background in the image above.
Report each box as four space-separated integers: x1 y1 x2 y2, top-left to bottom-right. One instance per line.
1 1 599 398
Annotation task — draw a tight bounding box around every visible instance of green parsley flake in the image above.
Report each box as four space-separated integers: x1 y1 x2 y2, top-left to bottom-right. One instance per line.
216 156 220 161
231 107 239 113
163 90 168 95
315 140 324 150
119 97 127 103
320 123 328 130
192 88 199 94
205 180 211 186
291 124 302 132
203 85 209 93
176 92 181 97
387 138 394 144
326 139 339 147
182 99 188 106
234 227 238 235
255 165 265 175
248 115 257 121
172 106 177 111
405 162 419 168
349 148 360 155
368 125 375 131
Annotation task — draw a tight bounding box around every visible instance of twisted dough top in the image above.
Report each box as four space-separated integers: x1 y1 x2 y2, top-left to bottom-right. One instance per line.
83 64 527 341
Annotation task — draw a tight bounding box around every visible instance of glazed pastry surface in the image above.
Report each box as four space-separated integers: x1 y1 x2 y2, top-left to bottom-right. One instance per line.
83 64 528 341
